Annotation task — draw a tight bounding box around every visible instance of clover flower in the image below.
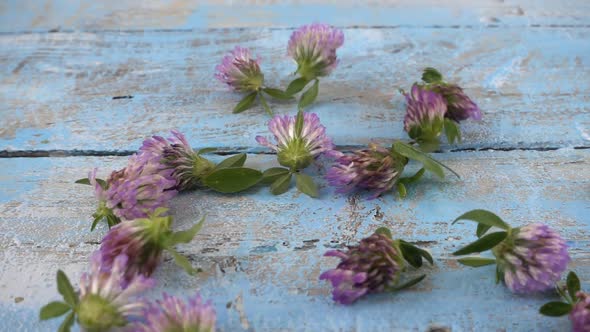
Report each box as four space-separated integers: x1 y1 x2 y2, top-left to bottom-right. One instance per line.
131 293 216 332
215 46 264 92
100 208 204 282
454 210 570 294
493 223 570 294
78 253 155 331
256 112 334 170
571 292 590 332
403 84 447 143
106 153 177 221
433 84 482 122
326 143 405 198
100 208 170 283
140 130 215 191
539 271 590 330
288 23 344 80
40 253 155 331
320 233 404 304
87 150 177 230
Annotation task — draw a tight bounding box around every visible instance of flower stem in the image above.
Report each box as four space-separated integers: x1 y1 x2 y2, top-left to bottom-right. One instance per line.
258 92 273 116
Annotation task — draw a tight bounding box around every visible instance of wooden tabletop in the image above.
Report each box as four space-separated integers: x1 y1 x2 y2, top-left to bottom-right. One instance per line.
1 1 589 331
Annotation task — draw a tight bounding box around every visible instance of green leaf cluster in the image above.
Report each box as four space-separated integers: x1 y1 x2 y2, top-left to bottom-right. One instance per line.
452 209 512 267
163 216 206 275
284 78 320 110
399 240 434 268
392 141 460 179
540 271 582 317
397 168 425 198
375 227 433 293
233 86 294 116
260 167 319 198
39 271 79 332
201 153 262 194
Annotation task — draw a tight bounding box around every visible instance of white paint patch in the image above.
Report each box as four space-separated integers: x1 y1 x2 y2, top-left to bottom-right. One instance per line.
576 123 590 141
485 56 525 90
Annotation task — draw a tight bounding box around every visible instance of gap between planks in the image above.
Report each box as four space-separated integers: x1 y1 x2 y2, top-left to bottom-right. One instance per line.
1 145 589 158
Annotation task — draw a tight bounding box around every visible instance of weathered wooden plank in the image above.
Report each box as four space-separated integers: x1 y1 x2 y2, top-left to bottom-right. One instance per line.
1 0 590 31
1 149 588 330
4 249 590 332
1 28 589 152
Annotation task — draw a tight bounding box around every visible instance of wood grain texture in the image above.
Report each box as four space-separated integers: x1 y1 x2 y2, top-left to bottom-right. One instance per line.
1 1 589 331
1 0 590 31
1 149 589 331
1 27 589 152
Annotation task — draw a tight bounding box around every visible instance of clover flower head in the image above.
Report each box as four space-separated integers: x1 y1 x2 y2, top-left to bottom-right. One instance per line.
77 252 155 330
320 233 403 304
571 291 590 332
140 130 215 191
288 23 344 79
107 152 177 221
215 46 264 92
131 293 216 332
256 112 334 170
326 143 404 198
403 84 447 142
493 223 570 294
100 208 173 283
434 84 482 122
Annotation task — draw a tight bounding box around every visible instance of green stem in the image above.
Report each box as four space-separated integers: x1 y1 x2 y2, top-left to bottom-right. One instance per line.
258 92 273 116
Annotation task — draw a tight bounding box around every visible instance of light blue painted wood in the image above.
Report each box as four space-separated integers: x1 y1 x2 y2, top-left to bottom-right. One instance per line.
0 150 588 331
1 0 590 31
1 1 589 331
0 27 589 152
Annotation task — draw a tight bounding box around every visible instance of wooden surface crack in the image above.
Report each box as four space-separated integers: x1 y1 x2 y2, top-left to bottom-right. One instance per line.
1 145 589 158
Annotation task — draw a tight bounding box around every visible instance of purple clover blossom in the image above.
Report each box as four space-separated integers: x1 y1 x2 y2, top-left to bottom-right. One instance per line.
326 143 404 198
288 23 344 79
77 252 155 331
131 293 217 332
215 46 264 92
319 233 404 304
100 208 173 283
434 84 482 122
403 84 447 142
571 292 590 332
140 130 215 191
103 153 177 221
493 223 570 294
256 112 334 170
